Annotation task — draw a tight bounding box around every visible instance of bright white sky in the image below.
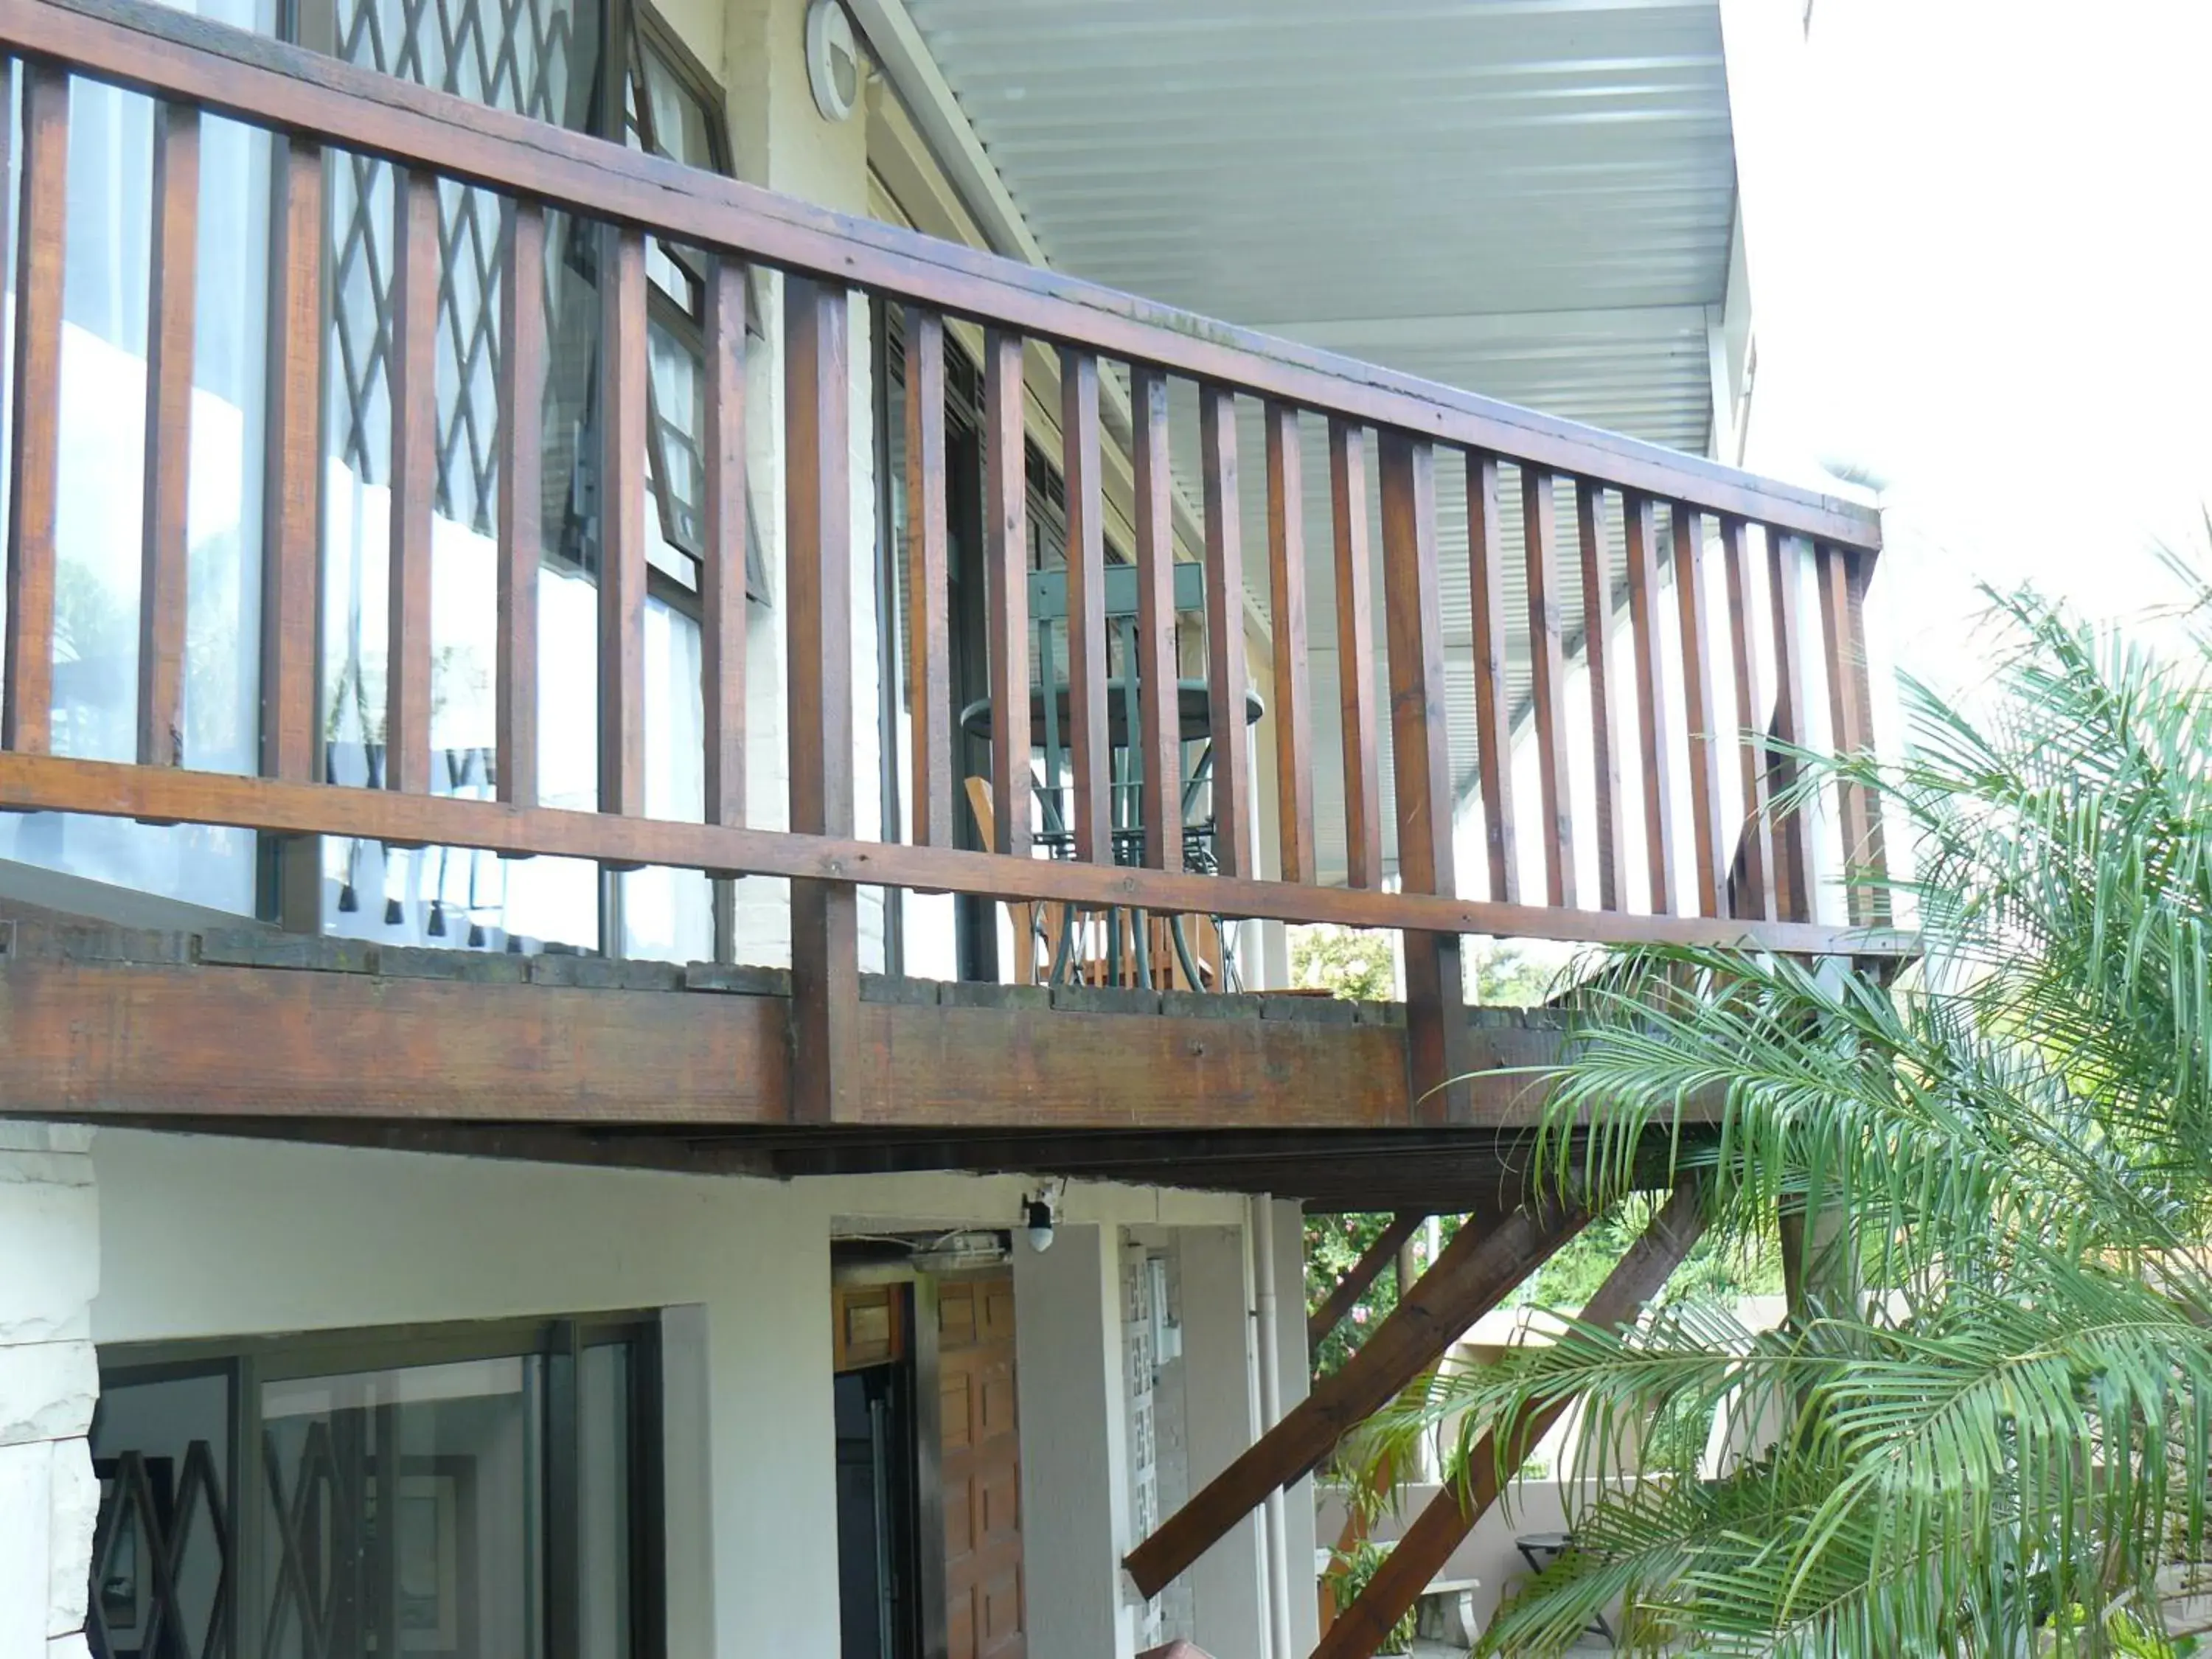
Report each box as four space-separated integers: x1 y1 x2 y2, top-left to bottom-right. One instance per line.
1731 0 2212 699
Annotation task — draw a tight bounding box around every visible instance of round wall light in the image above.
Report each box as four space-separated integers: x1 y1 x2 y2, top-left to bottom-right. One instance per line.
805 0 862 124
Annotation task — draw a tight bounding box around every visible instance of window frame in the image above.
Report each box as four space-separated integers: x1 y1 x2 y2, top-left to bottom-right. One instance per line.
92 1312 667 1659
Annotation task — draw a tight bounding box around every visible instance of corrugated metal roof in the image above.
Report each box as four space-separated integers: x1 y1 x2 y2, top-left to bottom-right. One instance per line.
903 0 1737 335
903 0 1742 888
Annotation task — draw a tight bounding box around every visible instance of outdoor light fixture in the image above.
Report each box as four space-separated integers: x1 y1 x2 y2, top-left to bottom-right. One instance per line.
804 0 861 123
1022 1197 1054 1253
1022 1180 1065 1253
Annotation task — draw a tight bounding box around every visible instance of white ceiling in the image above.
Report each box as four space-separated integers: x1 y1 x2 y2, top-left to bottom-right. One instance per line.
900 0 1743 886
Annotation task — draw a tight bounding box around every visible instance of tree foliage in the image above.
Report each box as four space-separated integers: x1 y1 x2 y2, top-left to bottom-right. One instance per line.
1363 571 2212 1656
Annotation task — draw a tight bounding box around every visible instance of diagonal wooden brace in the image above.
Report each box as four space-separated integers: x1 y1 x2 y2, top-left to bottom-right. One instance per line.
1124 1196 1592 1599
1307 1211 1430 1352
1312 1178 1708 1659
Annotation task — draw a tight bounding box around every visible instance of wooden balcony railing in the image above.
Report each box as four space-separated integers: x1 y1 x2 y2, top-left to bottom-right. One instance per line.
0 0 1901 1117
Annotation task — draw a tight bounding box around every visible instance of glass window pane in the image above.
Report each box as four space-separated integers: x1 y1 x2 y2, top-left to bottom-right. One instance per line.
622 595 709 962
641 49 715 171
646 314 704 560
260 1356 546 1659
580 1344 634 1659
89 1372 233 1659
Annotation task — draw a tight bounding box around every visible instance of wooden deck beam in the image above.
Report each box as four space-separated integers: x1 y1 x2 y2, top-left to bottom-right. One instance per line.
0 921 1579 1134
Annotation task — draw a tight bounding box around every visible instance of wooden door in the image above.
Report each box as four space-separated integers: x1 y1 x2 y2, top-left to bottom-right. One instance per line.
937 1274 1025 1659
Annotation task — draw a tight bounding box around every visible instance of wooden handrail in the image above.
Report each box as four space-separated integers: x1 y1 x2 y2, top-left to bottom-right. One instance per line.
0 754 1902 955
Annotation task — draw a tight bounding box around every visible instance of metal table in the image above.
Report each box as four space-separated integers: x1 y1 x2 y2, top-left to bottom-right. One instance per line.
956 678 1263 989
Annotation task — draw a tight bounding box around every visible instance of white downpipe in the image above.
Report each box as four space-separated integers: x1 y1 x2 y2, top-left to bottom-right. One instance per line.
1253 1194 1295 1659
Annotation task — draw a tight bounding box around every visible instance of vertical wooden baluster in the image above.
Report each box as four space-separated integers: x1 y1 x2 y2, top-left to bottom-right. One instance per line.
597 224 647 818
260 134 324 929
1199 385 1249 880
0 62 14 349
1521 467 1573 909
700 255 747 831
3 62 67 756
253 135 326 928
785 274 856 1122
1379 431 1470 1124
138 101 198 769
1722 516 1775 921
1672 505 1726 917
495 201 543 809
981 329 1029 861
905 308 951 849
1467 451 1517 903
1623 492 1675 914
1330 419 1382 891
385 168 439 795
261 136 323 787
1131 366 1178 872
1766 531 1812 922
1843 548 1891 919
1576 482 1627 912
1818 543 1885 925
702 254 747 959
1061 347 1108 864
1265 400 1315 886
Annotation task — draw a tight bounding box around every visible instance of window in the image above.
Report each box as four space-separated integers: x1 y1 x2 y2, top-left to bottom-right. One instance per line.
88 1315 662 1659
314 0 758 959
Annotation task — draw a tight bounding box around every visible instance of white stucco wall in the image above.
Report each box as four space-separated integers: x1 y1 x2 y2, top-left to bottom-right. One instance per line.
0 1124 100 1659
1270 1198 1321 1659
1177 1224 1269 1659
83 1128 1259 1659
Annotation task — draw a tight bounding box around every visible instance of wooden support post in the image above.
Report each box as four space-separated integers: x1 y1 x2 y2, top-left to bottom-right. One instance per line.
1061 347 1109 863
703 254 748 959
138 101 198 769
1467 452 1517 902
982 328 1029 860
495 201 543 810
1523 468 1573 908
385 168 439 796
785 275 857 1122
1124 1197 1590 1599
1200 384 1249 877
1817 543 1889 925
1721 518 1775 921
702 255 748 833
3 60 67 758
1131 367 1179 873
905 309 953 849
597 224 647 820
1377 432 1471 1124
1576 482 1627 912
1329 420 1382 891
260 134 325 931
1307 1211 1429 1352
1623 493 1675 915
1673 505 1727 917
1265 400 1315 885
1767 532 1814 922
1314 1180 1707 1659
